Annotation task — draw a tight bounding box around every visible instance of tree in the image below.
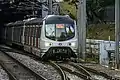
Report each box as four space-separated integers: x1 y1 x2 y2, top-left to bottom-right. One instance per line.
63 0 114 23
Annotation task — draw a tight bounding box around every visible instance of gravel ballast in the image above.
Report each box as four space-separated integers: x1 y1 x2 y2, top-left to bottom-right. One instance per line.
81 63 120 79
6 52 61 80
0 66 9 80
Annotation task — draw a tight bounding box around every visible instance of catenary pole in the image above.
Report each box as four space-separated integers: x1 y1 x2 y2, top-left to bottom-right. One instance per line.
77 0 86 60
115 0 120 69
48 0 53 15
77 0 81 60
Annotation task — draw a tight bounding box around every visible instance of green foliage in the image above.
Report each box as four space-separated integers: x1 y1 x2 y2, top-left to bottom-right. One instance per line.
61 0 115 40
87 24 115 40
63 0 70 2
60 2 77 20
86 0 114 23
62 0 114 23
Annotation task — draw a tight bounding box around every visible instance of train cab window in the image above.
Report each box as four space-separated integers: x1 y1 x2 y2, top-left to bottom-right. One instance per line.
45 24 55 40
45 16 75 41
45 23 75 41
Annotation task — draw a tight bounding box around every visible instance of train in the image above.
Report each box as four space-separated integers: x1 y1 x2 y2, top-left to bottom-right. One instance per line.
3 15 78 60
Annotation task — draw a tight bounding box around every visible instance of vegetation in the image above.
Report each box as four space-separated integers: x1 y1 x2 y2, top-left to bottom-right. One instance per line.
60 0 115 40
87 24 115 41
62 0 114 23
60 2 77 20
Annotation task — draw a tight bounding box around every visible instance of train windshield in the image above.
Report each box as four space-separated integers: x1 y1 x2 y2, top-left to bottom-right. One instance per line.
45 24 75 41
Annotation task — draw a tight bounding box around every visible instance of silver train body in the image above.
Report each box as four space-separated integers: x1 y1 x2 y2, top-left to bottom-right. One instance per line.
4 15 78 60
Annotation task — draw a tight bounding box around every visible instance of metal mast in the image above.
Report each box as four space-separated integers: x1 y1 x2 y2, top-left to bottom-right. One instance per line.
115 0 120 69
78 0 86 60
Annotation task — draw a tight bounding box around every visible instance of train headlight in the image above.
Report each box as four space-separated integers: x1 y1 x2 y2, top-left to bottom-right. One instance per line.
45 42 52 47
71 42 76 47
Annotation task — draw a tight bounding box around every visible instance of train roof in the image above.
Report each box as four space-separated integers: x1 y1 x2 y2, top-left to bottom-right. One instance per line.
45 15 74 24
25 18 43 25
5 22 14 27
13 21 24 26
5 15 74 27
23 18 36 22
5 18 37 27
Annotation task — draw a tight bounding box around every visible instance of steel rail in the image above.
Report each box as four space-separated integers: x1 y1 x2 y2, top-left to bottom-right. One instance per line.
49 60 68 80
0 49 47 80
79 63 114 80
58 64 92 80
0 60 18 80
68 62 93 79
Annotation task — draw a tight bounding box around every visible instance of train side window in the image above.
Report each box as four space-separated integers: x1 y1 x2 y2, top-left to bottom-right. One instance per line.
35 25 38 38
28 27 31 37
26 26 28 36
30 25 33 37
29 25 31 35
18 27 21 42
25 27 27 36
32 25 35 37
38 25 41 38
32 26 34 37
36 25 38 38
27 27 29 37
20 27 23 36
35 25 37 38
33 25 36 37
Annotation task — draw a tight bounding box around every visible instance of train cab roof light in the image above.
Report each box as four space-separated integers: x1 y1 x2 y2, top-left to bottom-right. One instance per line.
43 15 54 20
64 15 70 17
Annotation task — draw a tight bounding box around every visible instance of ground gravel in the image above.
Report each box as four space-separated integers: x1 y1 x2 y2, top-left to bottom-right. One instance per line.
81 63 120 79
0 66 9 80
60 63 108 80
6 52 61 80
59 63 84 80
65 71 84 80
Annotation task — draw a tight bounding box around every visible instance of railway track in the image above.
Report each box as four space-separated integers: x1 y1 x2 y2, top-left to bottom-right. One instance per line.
0 45 65 80
78 63 114 80
0 60 17 80
0 45 91 80
57 61 111 80
0 45 117 80
0 50 47 80
48 60 68 80
0 45 90 80
68 62 115 80
55 61 93 80
48 61 89 80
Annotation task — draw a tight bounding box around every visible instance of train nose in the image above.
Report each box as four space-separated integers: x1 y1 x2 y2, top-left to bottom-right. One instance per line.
41 47 77 60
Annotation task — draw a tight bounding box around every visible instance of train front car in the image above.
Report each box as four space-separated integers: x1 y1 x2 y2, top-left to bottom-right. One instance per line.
40 15 78 60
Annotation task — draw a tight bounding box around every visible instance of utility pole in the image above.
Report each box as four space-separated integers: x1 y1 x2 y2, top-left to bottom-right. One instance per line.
77 1 81 60
77 0 86 60
48 0 52 15
115 0 120 69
